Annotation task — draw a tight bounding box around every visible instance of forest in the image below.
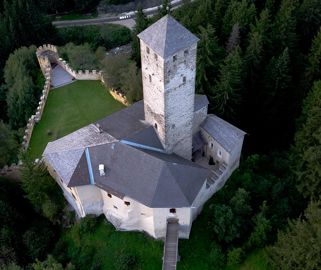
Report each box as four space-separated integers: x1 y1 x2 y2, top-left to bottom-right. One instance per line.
1 0 321 269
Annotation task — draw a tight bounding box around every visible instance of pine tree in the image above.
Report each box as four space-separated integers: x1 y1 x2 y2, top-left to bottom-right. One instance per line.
304 27 321 91
226 23 240 53
294 81 321 199
271 0 299 54
131 8 149 66
196 24 224 95
267 201 321 270
211 46 243 118
222 0 256 39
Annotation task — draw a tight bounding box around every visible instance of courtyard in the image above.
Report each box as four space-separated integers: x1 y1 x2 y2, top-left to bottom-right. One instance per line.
28 80 124 159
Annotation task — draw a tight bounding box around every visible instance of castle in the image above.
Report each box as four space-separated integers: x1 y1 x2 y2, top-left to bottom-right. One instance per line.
43 15 245 239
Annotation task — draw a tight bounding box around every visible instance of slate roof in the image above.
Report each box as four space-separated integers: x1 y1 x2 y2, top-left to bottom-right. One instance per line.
89 142 209 207
137 15 199 59
201 115 246 153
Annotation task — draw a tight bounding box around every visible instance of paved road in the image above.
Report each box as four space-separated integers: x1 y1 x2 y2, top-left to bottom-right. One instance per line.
52 0 186 28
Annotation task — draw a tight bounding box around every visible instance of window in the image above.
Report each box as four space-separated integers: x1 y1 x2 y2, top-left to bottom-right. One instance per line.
211 143 214 148
217 149 222 158
124 201 130 206
149 74 152 82
184 49 189 56
154 53 158 60
170 208 176 213
183 76 186 83
154 123 158 130
108 193 112 198
173 55 177 62
113 205 118 210
146 46 150 54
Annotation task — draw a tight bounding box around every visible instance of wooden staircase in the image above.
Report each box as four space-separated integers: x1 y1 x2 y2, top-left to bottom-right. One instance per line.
162 218 179 270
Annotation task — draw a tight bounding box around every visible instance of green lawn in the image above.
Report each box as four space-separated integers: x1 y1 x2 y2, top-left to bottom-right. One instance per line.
28 80 124 159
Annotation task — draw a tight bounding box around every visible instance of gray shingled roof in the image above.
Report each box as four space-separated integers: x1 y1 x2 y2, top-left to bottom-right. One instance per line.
89 142 209 207
201 115 246 153
138 15 199 59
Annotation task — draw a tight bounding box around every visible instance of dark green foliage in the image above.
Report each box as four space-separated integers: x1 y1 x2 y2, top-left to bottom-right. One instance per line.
79 215 99 235
208 242 225 269
267 201 321 270
211 46 243 118
101 54 142 103
227 247 244 266
59 43 99 70
114 252 138 270
131 8 149 66
4 46 44 129
0 0 55 75
293 81 321 199
196 24 224 95
0 121 19 167
0 178 58 267
33 255 75 270
22 226 54 261
20 157 66 224
57 24 131 51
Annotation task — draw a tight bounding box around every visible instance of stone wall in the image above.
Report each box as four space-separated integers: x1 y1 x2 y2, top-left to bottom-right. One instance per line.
21 44 128 152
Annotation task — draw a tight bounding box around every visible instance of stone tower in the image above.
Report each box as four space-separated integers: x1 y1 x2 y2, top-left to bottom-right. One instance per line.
138 15 199 159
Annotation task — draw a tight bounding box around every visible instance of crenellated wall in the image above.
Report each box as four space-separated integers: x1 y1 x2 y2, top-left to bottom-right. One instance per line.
20 44 129 152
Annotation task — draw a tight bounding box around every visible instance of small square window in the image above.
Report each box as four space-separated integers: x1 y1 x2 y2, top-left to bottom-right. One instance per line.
218 149 222 157
149 75 152 82
113 205 118 210
183 76 186 83
108 193 112 198
146 47 150 54
154 53 158 60
154 123 158 130
173 55 177 62
170 208 176 213
124 201 130 206
211 143 214 148
184 49 189 56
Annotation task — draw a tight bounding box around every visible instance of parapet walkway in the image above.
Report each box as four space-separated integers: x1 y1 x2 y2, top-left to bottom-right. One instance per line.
162 218 179 270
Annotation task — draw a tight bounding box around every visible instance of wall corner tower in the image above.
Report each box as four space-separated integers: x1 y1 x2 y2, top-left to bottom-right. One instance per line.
138 15 199 160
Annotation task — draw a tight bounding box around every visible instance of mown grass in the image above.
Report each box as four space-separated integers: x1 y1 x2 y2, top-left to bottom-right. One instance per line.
28 80 124 159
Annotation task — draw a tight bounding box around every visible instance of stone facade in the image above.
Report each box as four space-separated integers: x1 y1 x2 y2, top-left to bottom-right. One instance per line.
141 40 197 160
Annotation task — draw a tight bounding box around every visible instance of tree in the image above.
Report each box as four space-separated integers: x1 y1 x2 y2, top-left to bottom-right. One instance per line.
211 46 243 118
294 81 321 199
131 7 149 66
0 121 19 167
196 24 224 95
59 43 99 70
21 157 65 223
222 0 256 39
4 46 42 129
33 255 74 270
304 27 321 91
267 201 321 270
271 0 299 54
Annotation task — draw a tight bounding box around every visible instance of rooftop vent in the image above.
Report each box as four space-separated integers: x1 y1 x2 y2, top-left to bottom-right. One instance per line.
99 164 105 176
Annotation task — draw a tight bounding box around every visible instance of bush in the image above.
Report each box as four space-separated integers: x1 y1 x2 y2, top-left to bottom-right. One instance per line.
208 242 225 269
227 247 244 266
114 252 138 270
79 215 98 235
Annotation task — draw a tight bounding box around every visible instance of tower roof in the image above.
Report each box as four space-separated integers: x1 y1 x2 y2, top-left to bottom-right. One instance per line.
137 15 199 59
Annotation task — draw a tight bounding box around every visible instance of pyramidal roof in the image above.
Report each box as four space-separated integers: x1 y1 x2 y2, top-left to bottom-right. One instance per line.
137 15 199 59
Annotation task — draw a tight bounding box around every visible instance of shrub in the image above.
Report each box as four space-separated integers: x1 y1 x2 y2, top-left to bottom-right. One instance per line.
227 247 244 266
